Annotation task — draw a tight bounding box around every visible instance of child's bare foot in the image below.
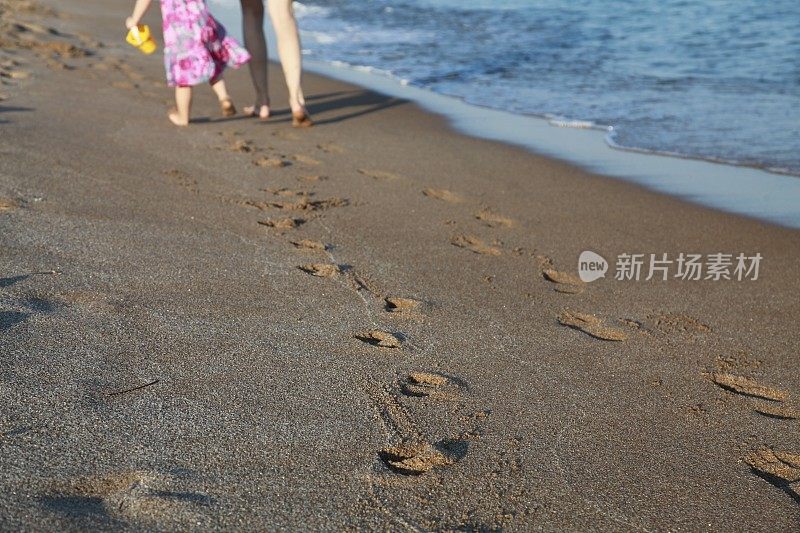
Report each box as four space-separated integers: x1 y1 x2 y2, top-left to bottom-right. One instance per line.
244 104 270 121
168 108 189 126
220 98 236 117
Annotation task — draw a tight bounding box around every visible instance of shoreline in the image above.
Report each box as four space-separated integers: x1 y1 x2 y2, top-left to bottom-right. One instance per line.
1 0 799 530
300 59 800 230
214 8 800 230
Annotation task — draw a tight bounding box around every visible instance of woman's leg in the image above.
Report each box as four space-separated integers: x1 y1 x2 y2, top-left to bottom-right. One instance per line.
169 86 192 126
267 0 307 115
240 0 270 117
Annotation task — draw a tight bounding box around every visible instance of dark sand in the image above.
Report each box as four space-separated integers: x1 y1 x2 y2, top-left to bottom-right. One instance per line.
1 0 799 530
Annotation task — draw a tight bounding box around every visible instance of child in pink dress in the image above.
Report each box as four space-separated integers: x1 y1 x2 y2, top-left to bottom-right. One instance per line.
126 0 251 126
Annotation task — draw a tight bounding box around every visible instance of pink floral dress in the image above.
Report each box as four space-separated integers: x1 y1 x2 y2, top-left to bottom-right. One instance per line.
160 0 250 87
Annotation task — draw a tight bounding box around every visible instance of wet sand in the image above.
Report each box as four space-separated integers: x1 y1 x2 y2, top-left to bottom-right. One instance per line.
1 0 799 530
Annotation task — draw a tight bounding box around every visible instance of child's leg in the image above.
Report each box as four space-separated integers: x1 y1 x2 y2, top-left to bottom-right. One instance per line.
210 77 230 102
168 86 191 126
210 77 236 117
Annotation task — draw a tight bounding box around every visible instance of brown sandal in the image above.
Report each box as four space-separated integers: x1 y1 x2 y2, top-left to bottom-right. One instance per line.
220 98 236 117
292 109 313 128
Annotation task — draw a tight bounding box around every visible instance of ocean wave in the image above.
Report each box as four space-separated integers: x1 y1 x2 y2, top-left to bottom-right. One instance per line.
329 60 410 85
547 117 610 131
304 31 338 45
207 0 330 17
301 28 434 46
212 0 800 176
605 130 800 176
294 2 331 18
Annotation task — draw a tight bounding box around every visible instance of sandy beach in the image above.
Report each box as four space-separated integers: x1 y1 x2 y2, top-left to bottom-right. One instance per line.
1 0 799 530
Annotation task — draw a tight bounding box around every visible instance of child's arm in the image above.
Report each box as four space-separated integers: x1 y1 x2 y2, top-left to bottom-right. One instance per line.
126 0 153 29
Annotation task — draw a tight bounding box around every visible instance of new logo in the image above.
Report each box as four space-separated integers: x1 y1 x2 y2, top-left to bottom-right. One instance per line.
578 251 608 282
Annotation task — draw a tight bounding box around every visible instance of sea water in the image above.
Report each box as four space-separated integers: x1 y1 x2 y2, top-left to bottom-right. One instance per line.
209 0 800 226
282 0 800 175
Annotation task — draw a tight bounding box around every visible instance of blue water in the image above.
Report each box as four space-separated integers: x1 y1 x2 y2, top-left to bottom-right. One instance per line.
216 0 800 176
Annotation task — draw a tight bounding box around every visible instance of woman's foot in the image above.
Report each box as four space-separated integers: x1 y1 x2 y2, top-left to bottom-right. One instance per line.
168 108 189 126
220 98 237 117
244 104 271 121
291 107 313 128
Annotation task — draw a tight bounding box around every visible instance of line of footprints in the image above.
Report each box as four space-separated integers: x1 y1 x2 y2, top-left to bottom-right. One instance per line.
708 371 799 499
212 131 486 476
1 4 794 502
163 128 799 498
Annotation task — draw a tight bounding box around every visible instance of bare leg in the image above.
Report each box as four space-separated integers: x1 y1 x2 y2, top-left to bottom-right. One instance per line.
210 77 236 116
267 0 311 125
169 86 191 126
240 0 270 119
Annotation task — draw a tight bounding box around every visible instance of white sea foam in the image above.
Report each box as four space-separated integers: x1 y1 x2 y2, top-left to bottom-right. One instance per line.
548 119 596 129
294 2 332 18
329 60 409 85
303 31 338 45
547 117 612 132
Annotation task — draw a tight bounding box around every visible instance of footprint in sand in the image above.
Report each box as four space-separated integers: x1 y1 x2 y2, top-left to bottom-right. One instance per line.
423 188 464 203
475 208 514 228
299 263 340 277
317 142 344 154
384 297 422 315
646 314 712 335
290 239 327 251
58 290 127 314
163 169 198 193
253 156 289 168
291 154 321 166
714 351 763 373
401 372 463 400
44 470 211 523
746 449 800 479
297 175 327 182
378 439 468 475
557 311 628 341
284 197 348 212
263 188 307 197
77 32 103 49
355 330 403 348
342 269 382 298
258 217 305 230
229 139 255 153
358 168 403 181
248 196 347 212
45 59 72 72
0 198 18 212
450 235 501 256
7 69 31 80
542 269 586 294
754 403 799 420
744 449 800 497
710 373 788 402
